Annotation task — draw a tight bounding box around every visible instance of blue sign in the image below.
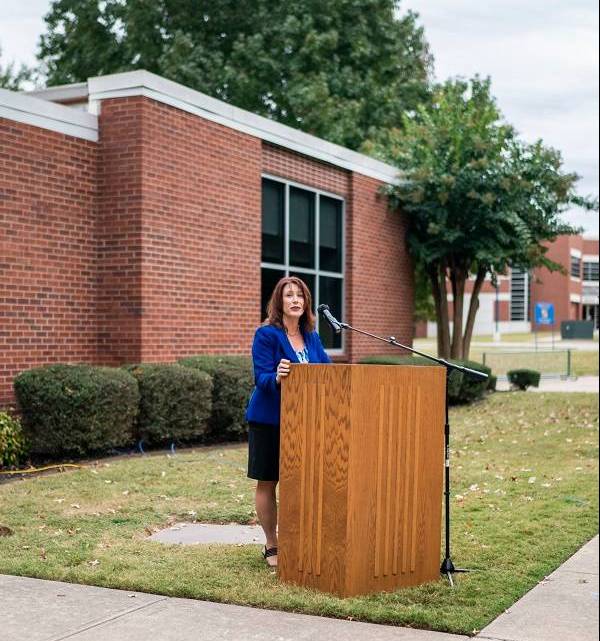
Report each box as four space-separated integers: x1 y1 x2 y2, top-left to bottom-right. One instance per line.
535 302 554 326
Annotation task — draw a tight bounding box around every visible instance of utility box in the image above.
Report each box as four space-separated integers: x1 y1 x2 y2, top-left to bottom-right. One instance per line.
560 320 595 339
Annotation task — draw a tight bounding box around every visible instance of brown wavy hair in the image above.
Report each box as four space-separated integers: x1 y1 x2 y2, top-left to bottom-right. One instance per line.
264 276 316 332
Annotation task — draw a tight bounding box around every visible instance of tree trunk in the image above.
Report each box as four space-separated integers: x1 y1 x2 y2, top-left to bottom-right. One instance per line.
462 266 487 360
450 264 466 360
429 262 450 358
439 263 451 358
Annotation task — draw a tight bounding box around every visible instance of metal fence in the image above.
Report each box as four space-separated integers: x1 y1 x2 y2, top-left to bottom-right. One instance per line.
482 350 572 379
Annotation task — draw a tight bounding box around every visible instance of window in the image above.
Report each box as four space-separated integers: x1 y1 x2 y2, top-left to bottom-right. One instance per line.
261 180 285 264
510 267 529 321
570 254 581 278
261 177 344 350
583 261 599 281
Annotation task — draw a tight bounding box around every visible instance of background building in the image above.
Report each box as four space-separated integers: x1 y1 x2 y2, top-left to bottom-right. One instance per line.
0 71 415 406
423 234 599 338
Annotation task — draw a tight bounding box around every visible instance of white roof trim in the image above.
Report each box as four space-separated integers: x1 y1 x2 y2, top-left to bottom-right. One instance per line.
87 70 401 184
0 88 98 142
26 82 88 104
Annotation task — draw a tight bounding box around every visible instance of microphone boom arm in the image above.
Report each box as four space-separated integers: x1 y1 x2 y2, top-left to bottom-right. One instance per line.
336 321 488 381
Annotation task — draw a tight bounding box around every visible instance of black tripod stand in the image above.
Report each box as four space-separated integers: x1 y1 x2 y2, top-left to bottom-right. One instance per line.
318 307 488 586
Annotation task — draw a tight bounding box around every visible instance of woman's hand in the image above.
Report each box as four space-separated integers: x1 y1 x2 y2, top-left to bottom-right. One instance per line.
276 359 291 384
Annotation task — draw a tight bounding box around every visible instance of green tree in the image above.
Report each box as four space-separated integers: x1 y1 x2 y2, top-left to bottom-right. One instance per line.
413 262 436 324
0 45 32 90
367 77 598 359
37 0 432 149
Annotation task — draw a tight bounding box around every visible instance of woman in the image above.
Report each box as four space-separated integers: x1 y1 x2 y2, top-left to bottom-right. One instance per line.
245 276 331 567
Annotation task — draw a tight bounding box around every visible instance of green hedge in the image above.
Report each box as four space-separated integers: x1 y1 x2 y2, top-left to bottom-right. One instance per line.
179 355 253 440
14 364 139 457
124 364 213 445
449 359 492 404
507 369 541 390
0 411 27 468
358 355 491 404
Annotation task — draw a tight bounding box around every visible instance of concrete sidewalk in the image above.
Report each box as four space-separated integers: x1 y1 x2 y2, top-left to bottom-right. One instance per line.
496 375 599 393
471 339 599 352
477 535 599 641
1 536 597 641
0 574 467 641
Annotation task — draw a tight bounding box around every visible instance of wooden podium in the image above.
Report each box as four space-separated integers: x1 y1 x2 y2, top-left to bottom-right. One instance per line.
279 364 445 597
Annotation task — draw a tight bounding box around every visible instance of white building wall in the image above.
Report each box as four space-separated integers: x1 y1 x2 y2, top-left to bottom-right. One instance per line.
426 293 531 337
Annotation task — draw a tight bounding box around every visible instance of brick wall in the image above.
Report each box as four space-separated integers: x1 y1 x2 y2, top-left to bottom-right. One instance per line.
1 95 414 406
531 235 584 329
346 173 413 361
136 98 263 361
583 239 599 256
0 118 97 405
96 98 144 364
263 143 350 198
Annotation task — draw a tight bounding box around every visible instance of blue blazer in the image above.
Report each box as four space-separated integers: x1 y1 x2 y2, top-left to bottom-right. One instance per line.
245 324 331 426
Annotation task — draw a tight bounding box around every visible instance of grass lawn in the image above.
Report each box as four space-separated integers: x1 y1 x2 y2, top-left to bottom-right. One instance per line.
0 393 597 635
467 348 599 377
570 350 600 376
413 339 598 377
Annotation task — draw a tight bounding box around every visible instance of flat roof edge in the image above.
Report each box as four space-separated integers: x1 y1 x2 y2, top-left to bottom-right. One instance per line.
87 70 402 184
26 82 89 104
0 88 98 141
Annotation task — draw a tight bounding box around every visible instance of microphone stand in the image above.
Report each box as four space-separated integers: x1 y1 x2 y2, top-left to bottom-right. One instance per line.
331 319 488 587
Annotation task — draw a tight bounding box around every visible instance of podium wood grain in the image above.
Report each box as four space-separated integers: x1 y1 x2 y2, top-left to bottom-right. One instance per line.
278 364 445 597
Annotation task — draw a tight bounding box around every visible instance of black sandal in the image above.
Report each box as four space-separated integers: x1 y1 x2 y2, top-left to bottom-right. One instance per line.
262 546 278 566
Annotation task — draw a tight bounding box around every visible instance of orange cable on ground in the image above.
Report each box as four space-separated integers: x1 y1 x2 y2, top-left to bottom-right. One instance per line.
0 463 84 475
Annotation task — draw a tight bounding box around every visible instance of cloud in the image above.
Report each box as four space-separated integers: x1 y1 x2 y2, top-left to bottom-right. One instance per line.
0 0 49 67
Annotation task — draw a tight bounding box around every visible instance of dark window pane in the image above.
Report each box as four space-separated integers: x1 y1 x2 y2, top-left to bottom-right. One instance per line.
289 187 315 268
318 276 342 349
289 272 315 316
570 255 581 278
319 196 342 272
261 268 285 320
262 179 285 264
583 261 599 281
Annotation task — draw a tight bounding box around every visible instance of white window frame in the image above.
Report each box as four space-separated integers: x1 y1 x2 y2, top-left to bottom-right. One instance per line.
570 251 582 281
261 173 346 355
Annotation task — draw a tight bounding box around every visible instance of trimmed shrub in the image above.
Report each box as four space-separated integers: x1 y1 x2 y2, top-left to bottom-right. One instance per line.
358 355 491 404
0 412 28 468
448 359 492 404
124 364 213 445
14 365 139 457
179 355 253 440
487 374 498 392
507 369 541 390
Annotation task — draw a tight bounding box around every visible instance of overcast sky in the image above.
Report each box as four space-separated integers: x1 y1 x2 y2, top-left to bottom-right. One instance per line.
1 0 598 236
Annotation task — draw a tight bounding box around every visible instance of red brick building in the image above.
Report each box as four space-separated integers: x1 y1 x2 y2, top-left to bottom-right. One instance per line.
0 71 414 406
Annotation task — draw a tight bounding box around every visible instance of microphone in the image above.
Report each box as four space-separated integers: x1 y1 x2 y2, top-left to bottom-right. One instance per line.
317 304 342 334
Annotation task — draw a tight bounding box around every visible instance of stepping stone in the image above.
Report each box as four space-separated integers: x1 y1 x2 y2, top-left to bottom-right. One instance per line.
148 523 264 546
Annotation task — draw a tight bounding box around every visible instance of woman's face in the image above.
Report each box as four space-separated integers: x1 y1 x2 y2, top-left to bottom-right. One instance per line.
281 283 305 323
